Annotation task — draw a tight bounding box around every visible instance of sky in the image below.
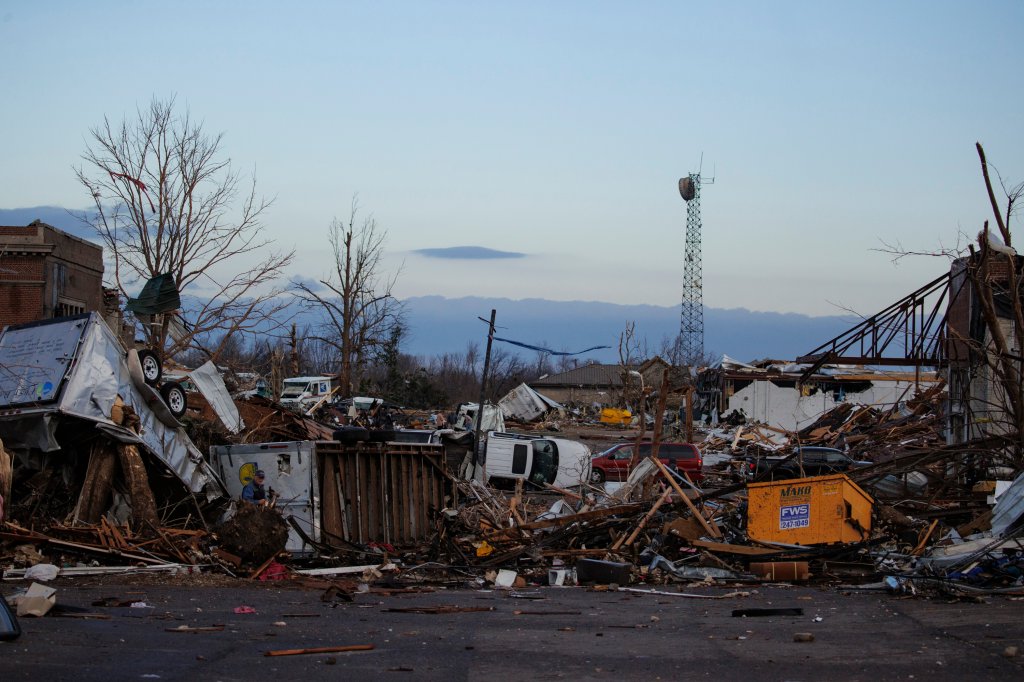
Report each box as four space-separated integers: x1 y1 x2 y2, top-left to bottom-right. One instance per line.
1 0 1022 319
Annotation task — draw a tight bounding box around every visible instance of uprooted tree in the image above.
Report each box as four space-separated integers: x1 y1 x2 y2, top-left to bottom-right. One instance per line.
74 96 295 360
292 200 404 396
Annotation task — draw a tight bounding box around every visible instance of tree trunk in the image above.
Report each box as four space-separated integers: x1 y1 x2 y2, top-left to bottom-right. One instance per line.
74 441 118 524
289 323 300 375
0 438 13 515
116 444 160 531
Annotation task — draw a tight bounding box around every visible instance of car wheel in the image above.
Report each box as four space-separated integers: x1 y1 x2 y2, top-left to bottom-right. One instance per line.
138 349 162 386
159 381 187 419
590 468 606 484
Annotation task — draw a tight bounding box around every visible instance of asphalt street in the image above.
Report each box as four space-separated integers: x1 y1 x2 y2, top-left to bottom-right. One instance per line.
2 578 1022 681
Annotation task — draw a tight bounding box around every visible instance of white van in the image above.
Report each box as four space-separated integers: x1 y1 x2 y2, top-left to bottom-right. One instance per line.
482 431 591 489
279 376 335 411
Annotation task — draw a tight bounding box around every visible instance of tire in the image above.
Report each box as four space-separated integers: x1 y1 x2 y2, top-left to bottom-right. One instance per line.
590 468 606 484
159 381 187 419
138 349 162 386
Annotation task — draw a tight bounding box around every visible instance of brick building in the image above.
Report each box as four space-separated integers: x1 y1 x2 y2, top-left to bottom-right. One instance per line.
0 220 104 328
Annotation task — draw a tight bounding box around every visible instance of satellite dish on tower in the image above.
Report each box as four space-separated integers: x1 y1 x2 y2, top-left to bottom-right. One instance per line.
678 177 695 202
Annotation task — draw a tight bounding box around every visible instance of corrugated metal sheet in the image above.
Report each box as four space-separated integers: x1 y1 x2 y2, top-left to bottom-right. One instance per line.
991 470 1024 536
189 361 244 434
126 273 180 315
498 383 562 421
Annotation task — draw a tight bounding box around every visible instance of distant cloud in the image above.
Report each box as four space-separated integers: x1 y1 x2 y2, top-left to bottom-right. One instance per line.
290 275 327 292
414 246 526 260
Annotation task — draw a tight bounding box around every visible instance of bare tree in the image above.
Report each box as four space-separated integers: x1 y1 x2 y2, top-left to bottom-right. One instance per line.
618 321 645 410
954 143 1024 465
74 96 294 360
293 199 403 395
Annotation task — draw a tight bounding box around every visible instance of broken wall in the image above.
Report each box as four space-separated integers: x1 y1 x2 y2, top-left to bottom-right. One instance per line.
726 379 930 432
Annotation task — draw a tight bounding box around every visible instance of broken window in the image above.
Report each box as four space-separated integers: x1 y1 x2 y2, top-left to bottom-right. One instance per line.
511 444 528 474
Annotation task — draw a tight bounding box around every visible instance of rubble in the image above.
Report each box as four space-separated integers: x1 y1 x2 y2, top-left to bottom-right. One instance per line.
2 313 1024 609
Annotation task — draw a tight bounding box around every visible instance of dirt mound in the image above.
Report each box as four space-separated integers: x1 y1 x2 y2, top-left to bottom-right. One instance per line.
215 503 289 566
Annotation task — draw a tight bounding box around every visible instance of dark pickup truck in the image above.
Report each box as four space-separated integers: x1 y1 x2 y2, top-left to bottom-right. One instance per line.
742 447 870 481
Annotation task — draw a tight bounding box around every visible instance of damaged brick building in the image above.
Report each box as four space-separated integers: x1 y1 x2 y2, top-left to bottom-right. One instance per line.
0 220 104 328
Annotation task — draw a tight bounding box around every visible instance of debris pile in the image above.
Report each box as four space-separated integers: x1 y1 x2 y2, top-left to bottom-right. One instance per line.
1 315 1022 606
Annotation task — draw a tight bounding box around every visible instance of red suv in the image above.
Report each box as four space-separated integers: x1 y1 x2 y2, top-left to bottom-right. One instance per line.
590 442 703 484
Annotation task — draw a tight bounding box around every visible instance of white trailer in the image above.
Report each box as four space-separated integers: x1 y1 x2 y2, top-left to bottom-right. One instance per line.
210 441 320 555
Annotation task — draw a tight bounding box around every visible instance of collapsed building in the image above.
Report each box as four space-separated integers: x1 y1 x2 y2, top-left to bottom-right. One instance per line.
701 356 939 432
2 230 1024 601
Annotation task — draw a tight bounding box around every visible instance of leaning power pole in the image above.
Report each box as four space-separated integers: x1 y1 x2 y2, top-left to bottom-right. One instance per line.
678 171 712 365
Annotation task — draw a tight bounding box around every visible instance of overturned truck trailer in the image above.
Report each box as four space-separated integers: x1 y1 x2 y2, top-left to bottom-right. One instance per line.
212 440 448 553
0 313 224 504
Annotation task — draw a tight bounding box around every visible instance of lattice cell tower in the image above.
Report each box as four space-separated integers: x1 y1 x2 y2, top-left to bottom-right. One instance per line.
678 172 711 365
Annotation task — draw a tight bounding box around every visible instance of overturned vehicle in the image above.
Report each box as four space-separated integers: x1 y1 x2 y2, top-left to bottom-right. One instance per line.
0 313 224 535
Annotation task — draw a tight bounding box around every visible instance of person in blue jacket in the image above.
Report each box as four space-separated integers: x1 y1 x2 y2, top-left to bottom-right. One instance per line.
242 470 268 505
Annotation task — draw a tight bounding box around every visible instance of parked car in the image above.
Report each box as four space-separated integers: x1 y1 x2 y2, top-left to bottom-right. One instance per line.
743 447 870 481
590 442 703 484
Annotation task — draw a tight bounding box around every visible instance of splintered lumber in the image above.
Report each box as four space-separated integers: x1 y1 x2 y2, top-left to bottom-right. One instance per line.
689 540 780 556
166 625 225 633
384 606 495 614
615 486 674 550
147 522 192 565
212 547 243 568
265 644 375 657
250 553 280 580
540 549 609 557
617 587 752 599
730 427 744 451
542 483 583 500
650 457 721 539
484 504 644 538
912 519 940 556
116 444 159 530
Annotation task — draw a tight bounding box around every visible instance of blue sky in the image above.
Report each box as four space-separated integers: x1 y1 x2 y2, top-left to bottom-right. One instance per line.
1 0 1022 317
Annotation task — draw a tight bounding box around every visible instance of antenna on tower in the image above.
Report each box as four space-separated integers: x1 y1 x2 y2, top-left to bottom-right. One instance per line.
678 163 713 366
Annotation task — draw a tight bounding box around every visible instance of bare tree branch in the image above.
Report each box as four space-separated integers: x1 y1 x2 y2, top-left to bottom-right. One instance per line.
292 199 404 394
74 96 294 360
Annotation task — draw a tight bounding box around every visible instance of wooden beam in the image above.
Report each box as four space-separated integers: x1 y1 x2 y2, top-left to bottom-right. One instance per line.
689 539 780 556
650 456 721 538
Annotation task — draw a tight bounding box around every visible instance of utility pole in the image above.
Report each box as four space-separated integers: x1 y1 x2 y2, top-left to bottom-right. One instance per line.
472 309 497 468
